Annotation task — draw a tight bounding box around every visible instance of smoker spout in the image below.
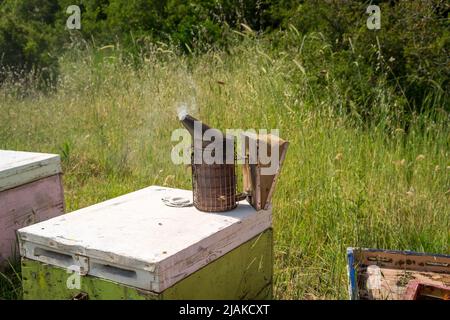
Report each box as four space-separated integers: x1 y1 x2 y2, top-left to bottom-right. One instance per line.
178 113 212 139
178 113 230 150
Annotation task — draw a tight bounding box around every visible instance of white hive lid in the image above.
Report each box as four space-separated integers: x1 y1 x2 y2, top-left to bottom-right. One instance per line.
0 150 62 192
18 186 272 293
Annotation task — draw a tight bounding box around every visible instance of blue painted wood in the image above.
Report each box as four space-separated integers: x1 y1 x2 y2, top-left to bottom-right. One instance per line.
346 248 358 300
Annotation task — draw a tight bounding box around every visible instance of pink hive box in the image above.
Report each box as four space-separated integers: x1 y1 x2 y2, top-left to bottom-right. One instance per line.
0 150 65 268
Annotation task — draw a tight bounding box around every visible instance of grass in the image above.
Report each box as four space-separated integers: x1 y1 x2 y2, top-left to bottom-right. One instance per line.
0 261 22 300
0 35 449 299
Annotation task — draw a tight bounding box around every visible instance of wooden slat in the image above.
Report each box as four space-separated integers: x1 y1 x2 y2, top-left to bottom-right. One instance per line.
403 281 450 300
349 248 450 300
0 174 64 267
355 249 450 273
0 150 61 192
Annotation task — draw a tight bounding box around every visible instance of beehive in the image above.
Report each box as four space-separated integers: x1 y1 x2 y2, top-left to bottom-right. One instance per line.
18 186 273 300
0 150 64 268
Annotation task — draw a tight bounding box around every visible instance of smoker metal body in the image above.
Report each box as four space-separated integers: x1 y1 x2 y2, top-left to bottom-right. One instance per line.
180 113 242 212
192 161 237 212
191 138 240 212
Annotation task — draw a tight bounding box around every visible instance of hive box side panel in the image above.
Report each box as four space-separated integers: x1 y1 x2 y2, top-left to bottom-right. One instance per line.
22 229 273 300
162 228 273 299
21 258 157 300
157 209 272 292
0 174 64 267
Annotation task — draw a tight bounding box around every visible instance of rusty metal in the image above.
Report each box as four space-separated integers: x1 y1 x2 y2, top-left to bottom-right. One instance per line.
191 146 239 212
180 113 247 212
72 292 89 300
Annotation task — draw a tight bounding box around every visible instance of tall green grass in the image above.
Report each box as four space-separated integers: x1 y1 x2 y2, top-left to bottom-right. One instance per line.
0 35 448 299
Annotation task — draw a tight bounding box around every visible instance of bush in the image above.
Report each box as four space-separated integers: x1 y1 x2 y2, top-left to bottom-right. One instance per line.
0 0 448 122
67 0 270 52
0 0 62 87
274 0 450 115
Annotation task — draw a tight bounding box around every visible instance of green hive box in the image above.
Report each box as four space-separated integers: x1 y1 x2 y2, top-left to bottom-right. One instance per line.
18 186 273 300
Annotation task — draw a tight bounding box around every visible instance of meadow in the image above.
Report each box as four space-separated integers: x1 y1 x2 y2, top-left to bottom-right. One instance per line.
0 34 449 299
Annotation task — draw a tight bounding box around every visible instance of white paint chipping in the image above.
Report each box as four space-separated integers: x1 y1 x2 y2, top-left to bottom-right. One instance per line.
0 150 61 192
18 186 272 292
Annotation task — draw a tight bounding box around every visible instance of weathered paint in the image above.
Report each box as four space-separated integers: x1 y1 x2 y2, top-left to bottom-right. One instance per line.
0 150 61 192
347 247 450 300
346 248 358 300
22 229 273 300
18 186 271 292
0 174 64 268
352 247 450 259
403 280 450 300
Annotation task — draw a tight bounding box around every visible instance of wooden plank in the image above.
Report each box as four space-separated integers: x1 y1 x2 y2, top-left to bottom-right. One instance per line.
347 247 450 300
21 257 157 300
0 174 64 267
402 280 421 300
18 186 272 292
356 267 450 300
403 281 450 300
0 150 61 192
346 248 359 300
354 248 450 273
22 229 273 300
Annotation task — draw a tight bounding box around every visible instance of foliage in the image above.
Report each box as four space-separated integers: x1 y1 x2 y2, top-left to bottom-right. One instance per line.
273 0 450 116
1 0 448 120
0 42 448 299
0 0 63 86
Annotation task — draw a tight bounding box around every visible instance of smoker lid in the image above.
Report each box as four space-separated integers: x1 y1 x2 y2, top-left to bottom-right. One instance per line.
0 150 62 192
18 186 272 293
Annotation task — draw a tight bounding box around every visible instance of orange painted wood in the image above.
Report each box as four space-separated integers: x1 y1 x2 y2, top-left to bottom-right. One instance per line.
0 174 64 267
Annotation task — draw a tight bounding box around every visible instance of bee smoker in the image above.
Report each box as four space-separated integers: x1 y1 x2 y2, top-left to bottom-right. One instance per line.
179 112 289 213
